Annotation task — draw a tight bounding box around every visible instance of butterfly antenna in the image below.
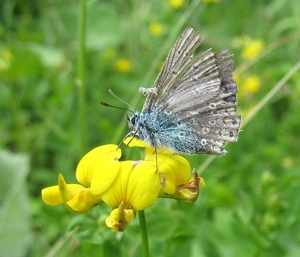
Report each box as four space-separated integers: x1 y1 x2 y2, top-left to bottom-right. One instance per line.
100 101 134 113
107 89 135 112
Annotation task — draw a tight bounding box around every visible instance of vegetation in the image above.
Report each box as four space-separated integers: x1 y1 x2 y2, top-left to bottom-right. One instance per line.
1 0 300 256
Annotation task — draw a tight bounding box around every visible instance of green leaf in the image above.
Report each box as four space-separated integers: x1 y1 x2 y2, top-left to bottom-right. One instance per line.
0 150 31 257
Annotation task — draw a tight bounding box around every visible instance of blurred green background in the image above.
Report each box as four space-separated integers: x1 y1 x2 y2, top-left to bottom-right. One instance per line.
1 0 300 256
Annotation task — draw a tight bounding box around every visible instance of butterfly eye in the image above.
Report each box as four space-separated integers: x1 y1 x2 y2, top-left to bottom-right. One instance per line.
130 115 137 126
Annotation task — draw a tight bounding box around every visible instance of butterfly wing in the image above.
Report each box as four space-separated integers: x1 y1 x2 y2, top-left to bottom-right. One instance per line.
139 27 241 155
140 27 203 113
160 49 241 154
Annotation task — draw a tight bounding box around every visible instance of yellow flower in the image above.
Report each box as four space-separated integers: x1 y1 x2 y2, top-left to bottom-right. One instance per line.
42 144 160 213
125 137 204 202
114 58 132 73
101 160 161 210
42 140 204 231
76 145 122 192
149 22 166 37
42 144 121 213
168 0 185 9
106 203 135 232
243 75 261 94
242 39 264 59
41 175 103 214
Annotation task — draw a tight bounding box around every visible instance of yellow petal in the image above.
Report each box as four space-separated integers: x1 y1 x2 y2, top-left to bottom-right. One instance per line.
106 209 120 232
126 161 161 210
123 136 173 157
58 174 84 202
156 153 191 195
105 205 135 232
65 188 103 214
101 160 161 210
159 169 205 202
76 144 121 189
41 186 63 205
101 161 133 207
41 175 84 205
90 159 121 195
124 137 148 148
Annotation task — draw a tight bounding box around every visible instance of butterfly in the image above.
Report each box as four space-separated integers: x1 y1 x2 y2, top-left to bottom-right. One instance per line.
127 27 241 155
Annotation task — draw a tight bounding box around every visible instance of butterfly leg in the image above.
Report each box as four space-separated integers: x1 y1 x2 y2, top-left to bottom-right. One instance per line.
118 131 136 150
154 146 158 173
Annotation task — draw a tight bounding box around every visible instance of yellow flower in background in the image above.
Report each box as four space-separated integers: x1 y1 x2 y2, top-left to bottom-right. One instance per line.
168 0 185 9
242 39 264 59
114 58 132 73
244 75 261 94
42 140 204 232
149 22 166 37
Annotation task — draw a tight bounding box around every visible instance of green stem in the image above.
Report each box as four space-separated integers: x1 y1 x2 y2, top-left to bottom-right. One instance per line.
77 0 87 156
138 210 149 257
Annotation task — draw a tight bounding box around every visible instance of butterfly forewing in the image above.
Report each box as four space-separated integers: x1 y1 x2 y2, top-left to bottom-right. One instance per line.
154 49 221 113
141 27 203 113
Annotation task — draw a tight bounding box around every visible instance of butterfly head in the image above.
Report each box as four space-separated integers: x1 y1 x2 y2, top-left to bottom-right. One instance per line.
127 112 140 132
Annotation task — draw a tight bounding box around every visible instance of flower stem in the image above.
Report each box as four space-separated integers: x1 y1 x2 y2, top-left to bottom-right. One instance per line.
138 210 149 257
77 0 87 156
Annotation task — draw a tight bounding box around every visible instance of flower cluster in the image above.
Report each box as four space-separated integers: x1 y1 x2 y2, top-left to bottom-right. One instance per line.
41 138 204 232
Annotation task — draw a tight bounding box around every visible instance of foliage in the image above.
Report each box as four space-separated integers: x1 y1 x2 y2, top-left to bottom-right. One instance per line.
1 0 300 256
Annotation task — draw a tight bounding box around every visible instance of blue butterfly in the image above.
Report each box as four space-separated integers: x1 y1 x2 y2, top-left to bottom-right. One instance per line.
126 27 241 155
